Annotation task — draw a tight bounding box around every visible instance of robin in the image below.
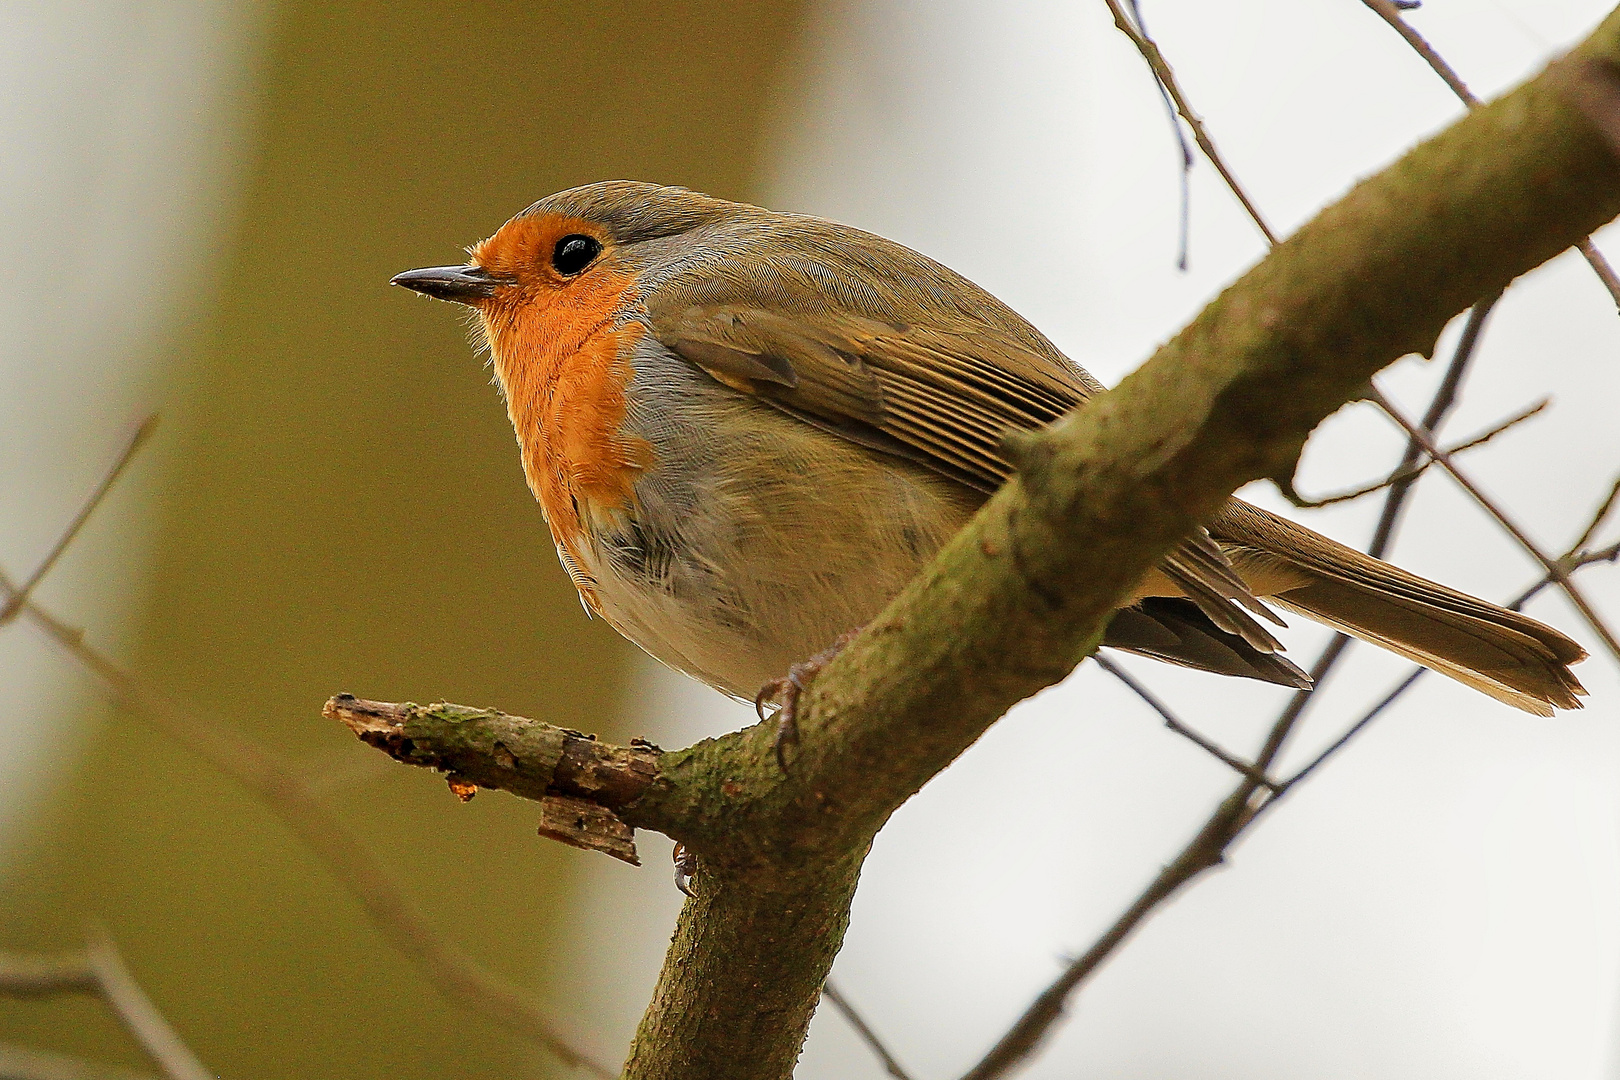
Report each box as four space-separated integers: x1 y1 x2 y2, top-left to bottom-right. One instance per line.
392 181 1586 741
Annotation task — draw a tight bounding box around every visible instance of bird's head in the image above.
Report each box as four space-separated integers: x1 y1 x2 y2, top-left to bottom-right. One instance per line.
390 180 739 337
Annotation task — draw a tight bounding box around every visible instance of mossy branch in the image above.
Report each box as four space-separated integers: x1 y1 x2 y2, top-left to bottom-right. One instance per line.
331 17 1620 1080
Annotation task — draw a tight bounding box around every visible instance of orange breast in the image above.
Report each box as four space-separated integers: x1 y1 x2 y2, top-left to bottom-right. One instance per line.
473 216 654 608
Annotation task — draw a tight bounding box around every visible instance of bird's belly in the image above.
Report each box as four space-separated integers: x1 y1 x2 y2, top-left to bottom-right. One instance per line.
577 357 981 699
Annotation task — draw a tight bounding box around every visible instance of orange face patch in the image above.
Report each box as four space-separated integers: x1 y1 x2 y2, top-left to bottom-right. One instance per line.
470 214 654 607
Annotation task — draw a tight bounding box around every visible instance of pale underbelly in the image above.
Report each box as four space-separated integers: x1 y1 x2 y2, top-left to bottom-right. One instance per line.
575 394 983 699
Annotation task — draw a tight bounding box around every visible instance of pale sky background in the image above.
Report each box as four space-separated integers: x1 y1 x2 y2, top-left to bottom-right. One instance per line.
566 3 1620 1079
3 3 1620 1078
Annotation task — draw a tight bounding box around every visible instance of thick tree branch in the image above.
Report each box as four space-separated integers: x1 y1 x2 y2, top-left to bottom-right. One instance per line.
1359 0 1620 307
335 15 1620 1079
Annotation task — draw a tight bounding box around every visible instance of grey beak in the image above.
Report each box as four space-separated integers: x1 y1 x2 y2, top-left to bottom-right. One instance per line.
390 264 500 304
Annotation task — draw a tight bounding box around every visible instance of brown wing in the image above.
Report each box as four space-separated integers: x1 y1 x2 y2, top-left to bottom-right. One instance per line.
640 229 1289 659
652 301 1073 490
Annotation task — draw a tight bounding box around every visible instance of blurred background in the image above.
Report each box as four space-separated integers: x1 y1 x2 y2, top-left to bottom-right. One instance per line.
2 2 1618 1078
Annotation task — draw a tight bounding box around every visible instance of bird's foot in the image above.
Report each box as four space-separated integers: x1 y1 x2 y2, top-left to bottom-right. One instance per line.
755 630 861 773
673 842 698 896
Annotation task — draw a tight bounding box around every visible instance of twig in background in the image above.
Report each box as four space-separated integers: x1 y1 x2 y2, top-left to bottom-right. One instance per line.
820 981 915 1080
1567 473 1620 556
299 746 399 798
1361 0 1475 102
1284 396 1546 509
0 934 211 1080
954 732 1281 1080
1273 669 1426 793
0 583 615 1079
0 1041 160 1080
957 589 1352 1080
0 952 96 995
0 416 156 626
1371 386 1620 665
0 436 615 1080
1101 0 1279 247
1360 295 1500 560
82 932 212 1080
1123 0 1196 269
1093 655 1274 785
958 528 1620 1080
1358 0 1620 308
1277 494 1620 793
1575 240 1620 308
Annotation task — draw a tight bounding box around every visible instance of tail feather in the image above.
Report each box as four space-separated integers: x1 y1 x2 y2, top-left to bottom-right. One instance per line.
1268 593 1561 715
1211 500 1588 713
1104 598 1314 690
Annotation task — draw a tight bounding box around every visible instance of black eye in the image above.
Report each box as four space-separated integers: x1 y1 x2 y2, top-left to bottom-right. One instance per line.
551 234 601 276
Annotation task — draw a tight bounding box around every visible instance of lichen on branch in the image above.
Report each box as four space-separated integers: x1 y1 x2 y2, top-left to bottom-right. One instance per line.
325 694 659 862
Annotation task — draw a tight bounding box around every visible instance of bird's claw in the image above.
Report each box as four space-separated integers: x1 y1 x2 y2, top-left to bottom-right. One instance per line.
755 668 808 772
754 631 861 773
673 842 698 896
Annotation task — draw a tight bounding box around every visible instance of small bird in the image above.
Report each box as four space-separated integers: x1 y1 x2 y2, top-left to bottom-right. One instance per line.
393 181 1586 722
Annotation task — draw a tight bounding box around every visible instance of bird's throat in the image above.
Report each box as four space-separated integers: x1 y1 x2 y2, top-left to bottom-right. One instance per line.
480 272 653 603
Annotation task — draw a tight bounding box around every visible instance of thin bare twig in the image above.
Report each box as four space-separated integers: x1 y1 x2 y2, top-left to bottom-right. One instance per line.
957 635 1336 1080
821 980 915 1080
0 438 614 1079
1371 386 1620 664
1285 396 1545 509
1278 521 1620 792
1123 0 1196 269
1102 0 1279 246
0 952 97 995
1546 539 1620 595
1358 0 1620 308
1570 473 1620 554
1093 655 1274 786
82 933 212 1080
0 937 209 1080
1275 669 1427 792
299 748 398 798
963 526 1620 1080
1575 240 1620 309
0 416 156 626
0 1042 160 1080
955 763 1276 1080
1361 0 1476 103
2 573 614 1078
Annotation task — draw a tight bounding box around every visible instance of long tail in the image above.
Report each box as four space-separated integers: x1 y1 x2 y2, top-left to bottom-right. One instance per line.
1208 500 1587 715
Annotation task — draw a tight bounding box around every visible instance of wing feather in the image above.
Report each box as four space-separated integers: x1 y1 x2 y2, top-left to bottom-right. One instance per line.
642 245 1282 653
